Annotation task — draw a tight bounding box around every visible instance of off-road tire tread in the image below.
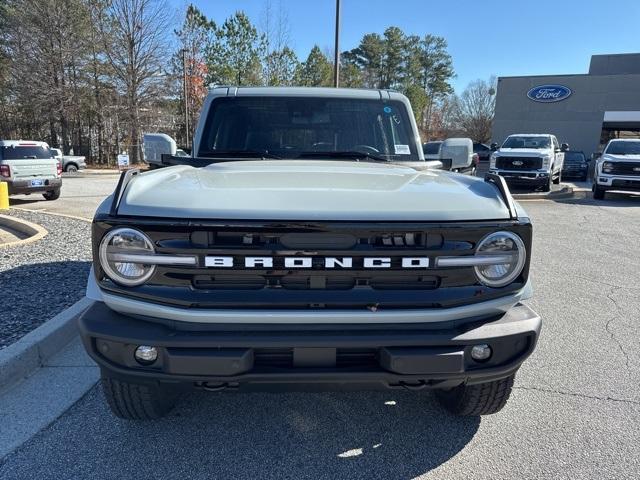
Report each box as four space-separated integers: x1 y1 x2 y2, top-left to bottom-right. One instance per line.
436 374 515 416
101 376 175 420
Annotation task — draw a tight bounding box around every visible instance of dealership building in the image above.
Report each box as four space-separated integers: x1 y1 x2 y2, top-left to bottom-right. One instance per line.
492 53 640 156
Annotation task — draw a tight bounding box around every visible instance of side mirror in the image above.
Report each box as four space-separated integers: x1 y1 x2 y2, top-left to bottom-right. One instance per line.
490 143 498 151
561 143 569 151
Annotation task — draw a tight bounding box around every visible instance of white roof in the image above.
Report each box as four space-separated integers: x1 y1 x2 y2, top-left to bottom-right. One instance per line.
0 140 50 147
507 134 552 137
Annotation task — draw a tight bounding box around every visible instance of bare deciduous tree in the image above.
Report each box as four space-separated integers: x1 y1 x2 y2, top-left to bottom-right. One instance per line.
95 0 171 163
450 77 496 143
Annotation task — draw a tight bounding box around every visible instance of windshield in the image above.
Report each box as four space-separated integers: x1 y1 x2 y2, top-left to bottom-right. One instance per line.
198 96 419 161
423 142 442 154
565 151 586 162
502 136 550 149
0 145 52 160
605 141 640 155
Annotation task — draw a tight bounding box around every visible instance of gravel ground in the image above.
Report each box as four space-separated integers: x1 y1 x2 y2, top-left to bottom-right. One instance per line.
0 210 91 349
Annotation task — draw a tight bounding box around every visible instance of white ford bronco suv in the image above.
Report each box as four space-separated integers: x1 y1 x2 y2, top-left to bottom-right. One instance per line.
592 138 640 199
0 140 62 200
79 87 541 420
489 133 567 191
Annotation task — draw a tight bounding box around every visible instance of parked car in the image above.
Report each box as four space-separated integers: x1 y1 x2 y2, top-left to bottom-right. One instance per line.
422 141 442 160
592 139 640 199
50 148 86 173
561 151 589 180
473 142 492 161
489 133 567 191
0 140 62 200
80 86 540 421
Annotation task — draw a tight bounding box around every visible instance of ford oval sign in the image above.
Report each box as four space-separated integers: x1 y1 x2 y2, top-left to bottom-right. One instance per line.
527 85 572 103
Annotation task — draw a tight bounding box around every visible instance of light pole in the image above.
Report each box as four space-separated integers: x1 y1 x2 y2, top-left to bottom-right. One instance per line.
181 48 190 149
333 0 341 88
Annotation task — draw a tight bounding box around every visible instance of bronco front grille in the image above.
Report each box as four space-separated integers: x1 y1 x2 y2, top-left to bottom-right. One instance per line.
93 219 532 310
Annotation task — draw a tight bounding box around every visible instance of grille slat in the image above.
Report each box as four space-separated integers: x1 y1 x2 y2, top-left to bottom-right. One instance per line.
608 162 640 176
496 156 543 170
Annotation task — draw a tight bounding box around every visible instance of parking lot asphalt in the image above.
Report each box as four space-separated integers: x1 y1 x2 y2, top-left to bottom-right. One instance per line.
9 171 120 220
1 177 639 479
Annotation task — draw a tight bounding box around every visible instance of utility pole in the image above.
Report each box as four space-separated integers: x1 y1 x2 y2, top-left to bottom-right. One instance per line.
333 0 341 88
181 48 190 149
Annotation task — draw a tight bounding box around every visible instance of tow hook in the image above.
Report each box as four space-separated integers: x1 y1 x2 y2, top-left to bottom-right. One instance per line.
196 381 231 392
393 380 429 391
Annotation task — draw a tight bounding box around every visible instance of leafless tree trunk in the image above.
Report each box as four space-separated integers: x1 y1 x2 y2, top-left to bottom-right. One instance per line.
95 0 171 163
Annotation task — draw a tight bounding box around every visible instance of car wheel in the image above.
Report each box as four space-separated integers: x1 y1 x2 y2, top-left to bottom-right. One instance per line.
593 185 606 200
101 373 179 420
541 176 551 192
65 164 78 173
435 374 515 416
42 188 61 201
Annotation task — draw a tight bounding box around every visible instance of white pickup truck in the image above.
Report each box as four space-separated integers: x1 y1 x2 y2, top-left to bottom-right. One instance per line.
489 134 567 191
0 140 62 200
592 139 640 199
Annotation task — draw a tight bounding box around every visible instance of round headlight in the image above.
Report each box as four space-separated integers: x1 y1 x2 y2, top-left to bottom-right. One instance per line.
99 228 156 286
474 231 526 288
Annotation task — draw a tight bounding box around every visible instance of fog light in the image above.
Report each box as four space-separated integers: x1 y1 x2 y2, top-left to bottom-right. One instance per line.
470 344 492 361
134 345 158 365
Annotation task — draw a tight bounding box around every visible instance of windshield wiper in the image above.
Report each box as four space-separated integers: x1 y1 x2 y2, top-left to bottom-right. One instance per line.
296 151 391 162
199 150 282 159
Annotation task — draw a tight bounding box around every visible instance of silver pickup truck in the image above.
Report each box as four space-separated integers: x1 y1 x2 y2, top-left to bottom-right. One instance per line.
0 140 62 200
50 148 86 173
79 87 541 420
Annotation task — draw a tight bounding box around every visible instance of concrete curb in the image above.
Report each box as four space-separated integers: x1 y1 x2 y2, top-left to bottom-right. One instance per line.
512 187 575 201
0 297 93 394
0 213 48 248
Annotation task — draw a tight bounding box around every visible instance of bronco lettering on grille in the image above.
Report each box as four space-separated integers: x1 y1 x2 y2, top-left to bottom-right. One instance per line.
204 256 431 269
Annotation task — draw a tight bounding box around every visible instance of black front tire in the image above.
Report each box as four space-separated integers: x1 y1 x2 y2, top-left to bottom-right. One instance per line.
435 374 515 416
101 374 179 420
541 176 552 192
42 188 61 201
593 185 606 200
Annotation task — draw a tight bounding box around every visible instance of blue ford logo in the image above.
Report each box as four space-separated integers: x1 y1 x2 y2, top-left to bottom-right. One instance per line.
527 84 572 103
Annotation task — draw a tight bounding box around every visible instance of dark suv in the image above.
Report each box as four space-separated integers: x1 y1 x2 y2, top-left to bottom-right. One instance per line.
561 151 588 181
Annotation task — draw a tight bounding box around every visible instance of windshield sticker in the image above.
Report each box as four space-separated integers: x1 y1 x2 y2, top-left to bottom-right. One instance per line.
394 144 411 155
383 106 392 114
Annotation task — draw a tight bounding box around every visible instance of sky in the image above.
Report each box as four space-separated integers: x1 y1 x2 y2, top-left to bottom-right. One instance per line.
170 0 640 93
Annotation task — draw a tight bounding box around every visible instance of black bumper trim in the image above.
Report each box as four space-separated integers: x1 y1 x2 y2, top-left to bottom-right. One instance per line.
79 301 541 388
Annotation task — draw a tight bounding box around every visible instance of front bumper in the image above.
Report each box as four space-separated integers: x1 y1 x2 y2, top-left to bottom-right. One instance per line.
595 174 640 192
7 177 62 195
79 301 541 390
489 170 550 186
562 166 588 178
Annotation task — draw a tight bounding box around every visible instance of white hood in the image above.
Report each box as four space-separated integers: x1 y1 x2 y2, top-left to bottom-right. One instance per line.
117 160 511 221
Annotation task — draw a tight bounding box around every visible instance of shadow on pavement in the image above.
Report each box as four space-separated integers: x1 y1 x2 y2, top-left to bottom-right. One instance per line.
1 386 480 479
550 190 640 207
